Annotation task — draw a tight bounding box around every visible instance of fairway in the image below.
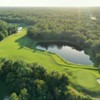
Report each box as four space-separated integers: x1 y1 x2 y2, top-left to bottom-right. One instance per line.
0 29 100 96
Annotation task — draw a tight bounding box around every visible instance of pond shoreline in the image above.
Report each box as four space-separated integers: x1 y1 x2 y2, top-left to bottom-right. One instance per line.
35 41 93 65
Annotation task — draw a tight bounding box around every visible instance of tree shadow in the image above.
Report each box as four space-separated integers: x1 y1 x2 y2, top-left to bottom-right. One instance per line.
15 35 36 50
15 34 50 54
72 82 100 97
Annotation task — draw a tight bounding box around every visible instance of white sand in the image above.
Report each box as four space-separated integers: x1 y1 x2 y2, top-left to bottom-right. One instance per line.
96 78 100 84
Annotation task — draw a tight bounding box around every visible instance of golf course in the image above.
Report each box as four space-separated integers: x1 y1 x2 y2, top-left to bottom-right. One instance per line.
0 29 100 98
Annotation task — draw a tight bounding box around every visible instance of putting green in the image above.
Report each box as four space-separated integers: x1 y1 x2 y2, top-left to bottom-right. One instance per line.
76 70 100 89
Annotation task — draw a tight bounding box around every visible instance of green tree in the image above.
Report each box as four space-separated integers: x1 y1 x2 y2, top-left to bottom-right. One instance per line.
9 93 19 100
96 54 100 73
19 88 28 100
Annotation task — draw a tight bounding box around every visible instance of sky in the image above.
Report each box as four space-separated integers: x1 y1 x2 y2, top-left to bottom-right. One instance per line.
0 0 100 7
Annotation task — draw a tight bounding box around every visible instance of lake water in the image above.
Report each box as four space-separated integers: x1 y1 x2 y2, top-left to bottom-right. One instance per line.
36 42 93 65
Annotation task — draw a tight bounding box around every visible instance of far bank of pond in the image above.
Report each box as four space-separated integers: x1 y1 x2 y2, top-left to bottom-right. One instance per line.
36 42 93 65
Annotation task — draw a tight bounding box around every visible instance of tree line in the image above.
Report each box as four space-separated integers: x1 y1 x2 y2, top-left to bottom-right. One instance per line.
0 59 92 100
0 20 18 40
0 7 99 70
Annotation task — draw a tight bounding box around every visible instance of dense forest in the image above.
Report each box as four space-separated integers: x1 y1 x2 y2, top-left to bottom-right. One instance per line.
0 7 100 99
0 8 100 69
0 59 92 100
26 8 100 70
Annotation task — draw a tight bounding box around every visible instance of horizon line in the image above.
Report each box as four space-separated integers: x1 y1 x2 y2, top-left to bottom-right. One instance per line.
0 6 100 8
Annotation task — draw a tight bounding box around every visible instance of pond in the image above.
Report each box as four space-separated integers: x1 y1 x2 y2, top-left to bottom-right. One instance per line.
18 27 22 32
36 42 93 65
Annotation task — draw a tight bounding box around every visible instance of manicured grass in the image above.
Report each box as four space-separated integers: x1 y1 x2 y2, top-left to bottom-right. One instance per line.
76 70 100 89
0 29 100 97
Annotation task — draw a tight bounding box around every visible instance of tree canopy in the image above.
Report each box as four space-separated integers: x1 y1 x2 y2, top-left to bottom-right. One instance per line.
0 20 18 40
0 59 92 100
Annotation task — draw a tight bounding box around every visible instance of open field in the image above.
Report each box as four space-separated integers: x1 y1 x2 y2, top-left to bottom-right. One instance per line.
0 29 100 98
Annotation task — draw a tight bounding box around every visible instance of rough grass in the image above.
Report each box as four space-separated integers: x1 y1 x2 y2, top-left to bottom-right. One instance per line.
0 29 100 98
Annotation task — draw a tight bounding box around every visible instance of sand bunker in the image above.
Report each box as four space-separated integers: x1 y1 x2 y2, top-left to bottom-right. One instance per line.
96 78 100 84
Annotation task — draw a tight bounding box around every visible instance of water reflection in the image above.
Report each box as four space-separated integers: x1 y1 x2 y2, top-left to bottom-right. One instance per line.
36 42 93 65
